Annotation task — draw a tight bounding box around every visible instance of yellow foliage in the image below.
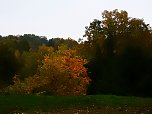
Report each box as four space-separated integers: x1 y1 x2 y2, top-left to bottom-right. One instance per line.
9 47 91 96
40 49 90 95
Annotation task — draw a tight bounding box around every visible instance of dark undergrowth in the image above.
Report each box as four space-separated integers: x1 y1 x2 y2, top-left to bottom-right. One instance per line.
0 95 152 113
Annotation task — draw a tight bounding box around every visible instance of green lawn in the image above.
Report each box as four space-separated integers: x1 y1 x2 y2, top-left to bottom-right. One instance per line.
0 95 152 113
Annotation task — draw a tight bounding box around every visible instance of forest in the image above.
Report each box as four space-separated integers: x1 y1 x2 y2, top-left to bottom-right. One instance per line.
0 9 152 97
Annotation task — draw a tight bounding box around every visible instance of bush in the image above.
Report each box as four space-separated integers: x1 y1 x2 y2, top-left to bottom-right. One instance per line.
7 47 91 96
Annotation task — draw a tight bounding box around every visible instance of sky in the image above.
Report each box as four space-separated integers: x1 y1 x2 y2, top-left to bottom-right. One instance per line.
0 0 152 40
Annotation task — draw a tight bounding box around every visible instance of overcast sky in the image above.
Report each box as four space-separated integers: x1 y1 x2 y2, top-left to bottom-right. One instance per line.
0 0 152 40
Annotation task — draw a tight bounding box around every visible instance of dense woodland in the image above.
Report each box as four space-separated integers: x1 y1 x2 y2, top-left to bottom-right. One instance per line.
0 10 152 97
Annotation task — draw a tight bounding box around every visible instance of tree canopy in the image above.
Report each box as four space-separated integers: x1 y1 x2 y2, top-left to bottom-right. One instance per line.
84 9 152 97
0 10 152 97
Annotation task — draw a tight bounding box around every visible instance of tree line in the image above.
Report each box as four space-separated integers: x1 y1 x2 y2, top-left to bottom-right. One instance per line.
0 9 152 97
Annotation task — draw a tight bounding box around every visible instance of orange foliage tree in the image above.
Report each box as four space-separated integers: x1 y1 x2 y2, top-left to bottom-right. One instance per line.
8 46 91 95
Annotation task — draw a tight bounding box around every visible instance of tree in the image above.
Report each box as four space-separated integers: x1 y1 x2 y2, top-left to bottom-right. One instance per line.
84 9 152 96
22 34 48 50
0 35 47 89
0 39 21 88
48 38 78 50
8 46 91 95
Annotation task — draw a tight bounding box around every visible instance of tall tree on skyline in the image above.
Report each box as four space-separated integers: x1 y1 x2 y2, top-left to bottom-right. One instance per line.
84 9 152 96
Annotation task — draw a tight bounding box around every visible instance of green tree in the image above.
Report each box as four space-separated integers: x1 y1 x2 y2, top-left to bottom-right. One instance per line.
48 38 78 50
0 39 22 88
22 34 48 50
84 9 152 96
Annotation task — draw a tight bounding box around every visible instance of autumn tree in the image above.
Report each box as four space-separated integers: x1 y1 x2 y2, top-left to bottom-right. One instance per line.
8 46 90 95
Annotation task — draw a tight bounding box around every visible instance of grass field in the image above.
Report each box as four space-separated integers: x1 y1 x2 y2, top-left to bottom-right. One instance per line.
0 95 152 114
